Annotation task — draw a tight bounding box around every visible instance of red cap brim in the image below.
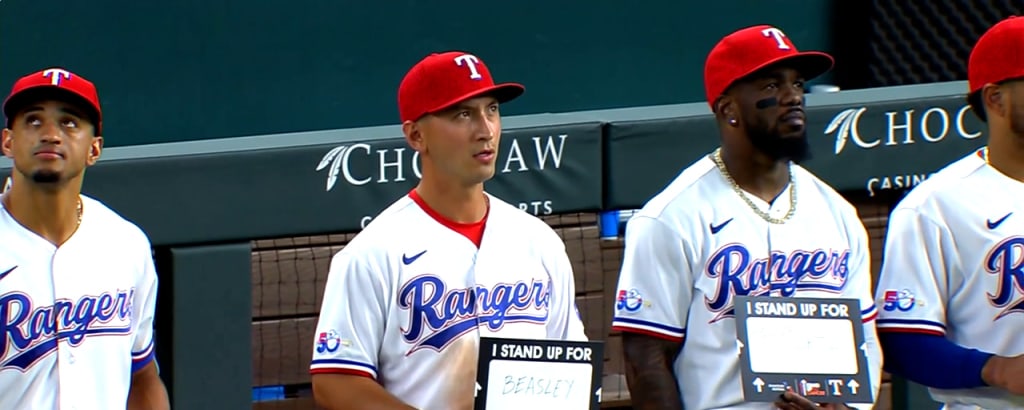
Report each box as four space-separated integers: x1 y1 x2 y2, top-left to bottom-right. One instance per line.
3 86 102 132
423 82 525 116
731 51 835 90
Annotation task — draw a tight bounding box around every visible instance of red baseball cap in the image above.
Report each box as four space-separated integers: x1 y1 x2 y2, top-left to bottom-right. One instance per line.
968 16 1024 96
398 51 524 123
704 25 834 111
3 67 102 134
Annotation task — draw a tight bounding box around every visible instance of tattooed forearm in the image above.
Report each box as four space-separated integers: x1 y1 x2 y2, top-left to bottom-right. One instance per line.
622 332 684 410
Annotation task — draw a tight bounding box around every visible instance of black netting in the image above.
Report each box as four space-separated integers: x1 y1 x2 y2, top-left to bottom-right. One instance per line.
832 1 1024 89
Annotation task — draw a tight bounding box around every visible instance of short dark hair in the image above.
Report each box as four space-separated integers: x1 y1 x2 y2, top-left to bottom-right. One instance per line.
967 77 1024 123
967 91 987 123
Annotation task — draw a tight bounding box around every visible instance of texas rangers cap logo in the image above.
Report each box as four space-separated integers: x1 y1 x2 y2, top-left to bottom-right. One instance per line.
397 51 525 123
703 24 833 110
453 54 484 80
41 68 72 86
3 66 104 133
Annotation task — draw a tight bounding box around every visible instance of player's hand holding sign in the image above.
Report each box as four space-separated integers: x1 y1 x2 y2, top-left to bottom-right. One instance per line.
774 391 851 410
610 24 883 410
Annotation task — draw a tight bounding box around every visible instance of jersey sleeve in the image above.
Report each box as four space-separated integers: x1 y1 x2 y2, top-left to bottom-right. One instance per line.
543 234 588 342
130 239 158 373
840 208 882 409
309 250 388 379
844 214 880 325
610 215 692 343
874 207 955 336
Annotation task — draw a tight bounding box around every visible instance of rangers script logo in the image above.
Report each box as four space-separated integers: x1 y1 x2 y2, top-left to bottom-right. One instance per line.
398 275 550 354
986 236 1024 320
0 287 135 371
704 244 850 323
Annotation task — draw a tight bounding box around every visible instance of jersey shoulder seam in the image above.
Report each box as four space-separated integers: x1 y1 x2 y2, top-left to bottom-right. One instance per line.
627 214 690 247
81 195 153 246
488 194 565 245
638 156 717 220
895 152 986 210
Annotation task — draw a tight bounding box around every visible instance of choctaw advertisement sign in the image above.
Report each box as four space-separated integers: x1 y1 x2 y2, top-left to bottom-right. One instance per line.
311 121 604 231
811 97 984 197
0 84 983 245
605 92 987 209
0 121 604 246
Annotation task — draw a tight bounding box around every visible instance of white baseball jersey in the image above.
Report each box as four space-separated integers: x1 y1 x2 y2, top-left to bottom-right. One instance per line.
310 191 588 410
611 152 882 410
0 194 158 410
875 147 1024 410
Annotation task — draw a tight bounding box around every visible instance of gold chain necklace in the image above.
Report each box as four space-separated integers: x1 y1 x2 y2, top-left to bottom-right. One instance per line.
75 197 83 227
711 148 796 224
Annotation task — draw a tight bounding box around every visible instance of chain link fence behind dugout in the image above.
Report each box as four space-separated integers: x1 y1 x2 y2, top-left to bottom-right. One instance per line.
832 0 1024 90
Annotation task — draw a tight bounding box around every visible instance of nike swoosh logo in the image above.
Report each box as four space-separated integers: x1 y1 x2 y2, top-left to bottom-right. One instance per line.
710 218 734 234
402 250 427 265
0 266 16 281
988 212 1013 229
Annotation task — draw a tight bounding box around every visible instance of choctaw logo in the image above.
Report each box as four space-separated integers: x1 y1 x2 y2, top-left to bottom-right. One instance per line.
824 105 982 156
315 143 422 191
314 135 570 192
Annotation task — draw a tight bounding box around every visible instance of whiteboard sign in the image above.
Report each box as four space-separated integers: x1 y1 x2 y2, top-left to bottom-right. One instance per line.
746 316 859 375
475 338 603 410
734 296 874 404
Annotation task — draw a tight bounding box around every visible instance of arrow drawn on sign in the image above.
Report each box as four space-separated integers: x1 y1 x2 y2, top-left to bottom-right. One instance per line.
595 387 602 402
848 379 860 395
475 382 481 397
753 377 765 393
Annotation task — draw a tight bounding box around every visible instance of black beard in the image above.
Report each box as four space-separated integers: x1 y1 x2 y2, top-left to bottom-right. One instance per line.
30 170 61 184
746 125 812 164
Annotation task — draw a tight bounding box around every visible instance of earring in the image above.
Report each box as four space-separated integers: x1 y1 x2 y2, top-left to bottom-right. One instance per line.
729 118 738 125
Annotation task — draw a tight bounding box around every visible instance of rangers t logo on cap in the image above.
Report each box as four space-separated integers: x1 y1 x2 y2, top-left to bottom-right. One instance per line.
703 25 834 112
3 67 103 134
453 54 484 80
397 51 525 123
42 69 72 86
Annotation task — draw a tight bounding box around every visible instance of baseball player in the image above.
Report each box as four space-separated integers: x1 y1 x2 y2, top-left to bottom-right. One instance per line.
0 68 169 409
610 25 882 410
874 16 1024 410
309 51 588 410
